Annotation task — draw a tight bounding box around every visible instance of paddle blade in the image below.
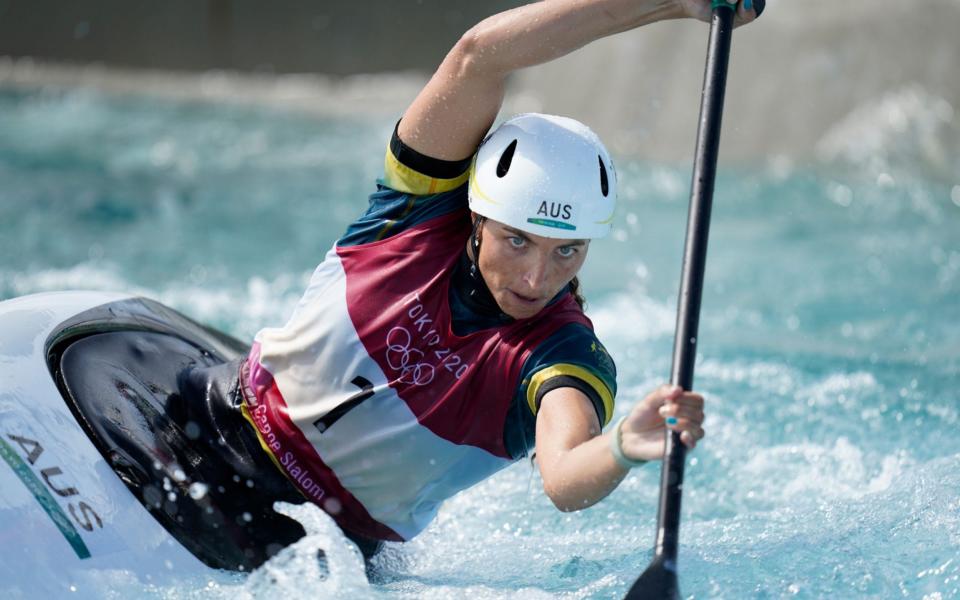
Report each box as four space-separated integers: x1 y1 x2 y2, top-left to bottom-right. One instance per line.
624 555 680 600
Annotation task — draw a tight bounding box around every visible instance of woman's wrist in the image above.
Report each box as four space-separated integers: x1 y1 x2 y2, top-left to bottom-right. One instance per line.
609 416 648 469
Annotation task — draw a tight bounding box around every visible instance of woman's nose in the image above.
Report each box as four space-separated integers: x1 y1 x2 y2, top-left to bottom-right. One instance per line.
522 259 549 290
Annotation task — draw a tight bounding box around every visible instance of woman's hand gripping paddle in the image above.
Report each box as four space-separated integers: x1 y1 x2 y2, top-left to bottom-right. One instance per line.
625 1 746 598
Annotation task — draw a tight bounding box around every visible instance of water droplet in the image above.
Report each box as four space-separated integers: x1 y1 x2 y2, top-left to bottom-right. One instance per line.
242 512 253 522
143 485 163 508
634 263 649 280
828 182 853 207
184 421 201 440
189 482 209 500
323 497 343 515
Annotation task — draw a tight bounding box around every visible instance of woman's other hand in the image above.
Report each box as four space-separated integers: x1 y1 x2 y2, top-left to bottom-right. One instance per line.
675 0 764 25
619 384 706 462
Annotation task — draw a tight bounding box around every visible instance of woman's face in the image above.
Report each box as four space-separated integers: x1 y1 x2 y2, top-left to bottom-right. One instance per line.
472 217 589 320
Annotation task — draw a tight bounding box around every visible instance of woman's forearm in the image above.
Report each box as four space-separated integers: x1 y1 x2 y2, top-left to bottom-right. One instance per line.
538 428 631 511
399 0 685 161
537 384 704 512
535 387 636 511
462 0 683 77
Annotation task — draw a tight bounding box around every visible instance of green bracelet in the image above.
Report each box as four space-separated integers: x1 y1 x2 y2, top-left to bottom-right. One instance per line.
609 416 647 469
711 0 738 10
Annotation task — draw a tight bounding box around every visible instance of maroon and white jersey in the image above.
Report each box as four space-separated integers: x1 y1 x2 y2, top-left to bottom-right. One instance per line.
243 210 592 541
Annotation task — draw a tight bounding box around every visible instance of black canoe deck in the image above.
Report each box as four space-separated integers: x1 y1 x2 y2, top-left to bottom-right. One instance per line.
47 297 306 571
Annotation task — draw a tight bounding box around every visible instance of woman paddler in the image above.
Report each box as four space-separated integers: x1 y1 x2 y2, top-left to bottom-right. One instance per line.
231 0 761 558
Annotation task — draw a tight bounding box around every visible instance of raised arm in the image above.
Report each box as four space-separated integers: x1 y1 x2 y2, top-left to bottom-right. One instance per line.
398 0 757 161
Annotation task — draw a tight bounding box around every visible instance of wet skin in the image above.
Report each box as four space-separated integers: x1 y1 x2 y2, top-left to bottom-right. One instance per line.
468 216 588 320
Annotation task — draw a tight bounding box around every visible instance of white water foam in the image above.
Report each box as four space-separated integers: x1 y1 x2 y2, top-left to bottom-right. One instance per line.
817 84 960 181
0 262 308 340
684 451 960 598
241 503 374 599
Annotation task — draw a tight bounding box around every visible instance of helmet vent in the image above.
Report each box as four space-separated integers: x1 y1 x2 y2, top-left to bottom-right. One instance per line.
598 156 609 197
496 140 518 178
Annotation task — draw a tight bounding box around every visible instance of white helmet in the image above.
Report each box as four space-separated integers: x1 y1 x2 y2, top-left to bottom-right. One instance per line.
468 113 617 240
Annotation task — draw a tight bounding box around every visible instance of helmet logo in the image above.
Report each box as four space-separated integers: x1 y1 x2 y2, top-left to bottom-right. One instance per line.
528 201 576 231
537 201 572 220
527 217 576 231
496 140 518 178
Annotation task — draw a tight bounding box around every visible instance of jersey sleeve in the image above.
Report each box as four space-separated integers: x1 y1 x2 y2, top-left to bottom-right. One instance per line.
338 121 474 247
503 322 618 459
382 120 473 196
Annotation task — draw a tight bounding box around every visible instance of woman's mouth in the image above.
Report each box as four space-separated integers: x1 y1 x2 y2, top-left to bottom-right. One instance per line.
509 290 540 305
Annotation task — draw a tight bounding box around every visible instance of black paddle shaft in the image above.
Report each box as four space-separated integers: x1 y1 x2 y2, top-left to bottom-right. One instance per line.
660 0 733 558
660 0 734 574
625 5 735 599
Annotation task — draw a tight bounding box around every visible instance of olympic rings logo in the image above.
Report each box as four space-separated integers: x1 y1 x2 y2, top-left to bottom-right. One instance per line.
385 326 435 386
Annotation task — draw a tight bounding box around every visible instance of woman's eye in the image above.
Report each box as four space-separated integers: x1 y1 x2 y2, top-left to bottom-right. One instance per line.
557 246 576 258
509 236 525 248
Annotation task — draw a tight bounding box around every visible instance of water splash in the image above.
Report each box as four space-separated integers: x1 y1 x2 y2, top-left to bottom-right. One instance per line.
241 503 374 599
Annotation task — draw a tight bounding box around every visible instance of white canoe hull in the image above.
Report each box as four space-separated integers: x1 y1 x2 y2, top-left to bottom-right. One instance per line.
0 292 218 597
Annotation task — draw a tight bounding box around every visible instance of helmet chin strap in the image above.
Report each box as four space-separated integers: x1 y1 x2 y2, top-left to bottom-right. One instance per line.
469 215 486 285
464 214 509 319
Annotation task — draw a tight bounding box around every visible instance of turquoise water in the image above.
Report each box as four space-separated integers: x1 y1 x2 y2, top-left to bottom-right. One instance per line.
1 85 959 599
